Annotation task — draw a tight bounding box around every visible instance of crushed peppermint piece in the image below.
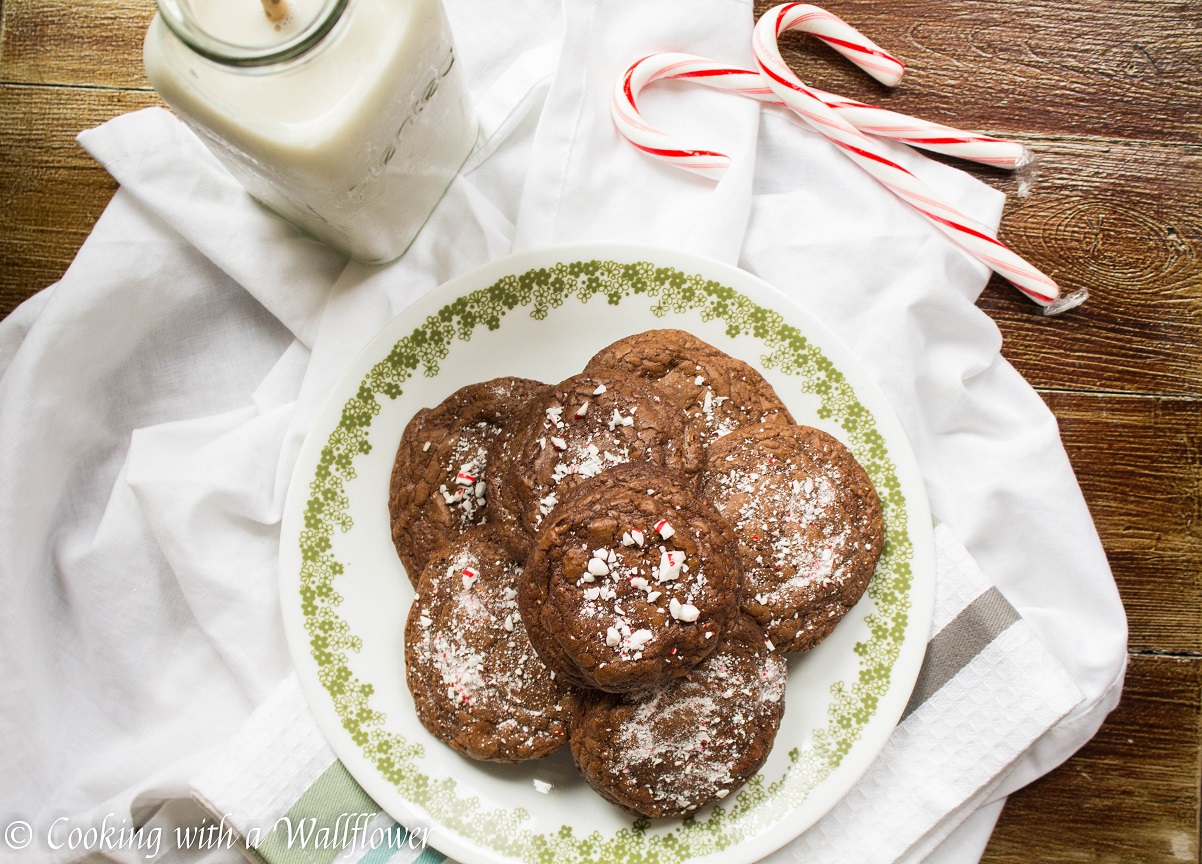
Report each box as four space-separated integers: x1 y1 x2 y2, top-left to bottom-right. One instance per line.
630 576 649 591
669 598 700 622
419 615 432 628
585 587 601 601
765 638 775 651
694 375 705 386
593 383 607 395
654 520 676 539
461 568 479 590
455 472 476 487
575 401 590 418
630 528 645 547
646 590 662 603
658 549 685 582
607 409 635 431
502 614 515 632
503 587 518 601
550 436 567 450
716 789 730 799
627 629 653 649
422 441 431 452
587 557 610 577
606 627 621 647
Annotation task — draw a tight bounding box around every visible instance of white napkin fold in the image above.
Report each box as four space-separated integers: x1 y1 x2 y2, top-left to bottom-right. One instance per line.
0 0 1125 861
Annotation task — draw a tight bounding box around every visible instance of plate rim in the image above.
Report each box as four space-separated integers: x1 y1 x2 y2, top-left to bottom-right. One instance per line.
279 241 935 864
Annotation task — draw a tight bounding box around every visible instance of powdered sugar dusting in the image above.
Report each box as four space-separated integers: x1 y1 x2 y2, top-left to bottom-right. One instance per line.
410 545 570 753
705 429 878 647
600 641 787 812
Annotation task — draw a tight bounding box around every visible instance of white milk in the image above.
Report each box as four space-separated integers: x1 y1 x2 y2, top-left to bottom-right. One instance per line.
143 0 478 263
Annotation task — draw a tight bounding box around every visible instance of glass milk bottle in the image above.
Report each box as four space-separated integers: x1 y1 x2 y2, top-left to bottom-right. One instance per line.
143 0 477 263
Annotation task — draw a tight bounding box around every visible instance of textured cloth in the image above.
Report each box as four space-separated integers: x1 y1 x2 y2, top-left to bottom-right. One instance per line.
0 0 1125 862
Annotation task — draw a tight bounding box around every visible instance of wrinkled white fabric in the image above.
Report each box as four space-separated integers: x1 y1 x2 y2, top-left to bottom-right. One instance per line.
0 0 1124 861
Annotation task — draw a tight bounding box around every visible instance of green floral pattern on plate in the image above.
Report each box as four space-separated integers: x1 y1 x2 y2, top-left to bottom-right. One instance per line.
297 260 912 863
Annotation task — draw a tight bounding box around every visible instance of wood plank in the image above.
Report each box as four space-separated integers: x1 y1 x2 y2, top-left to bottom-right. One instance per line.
754 0 1202 145
984 654 1201 863
1046 392 1202 655
0 0 153 89
0 84 161 316
977 137 1202 397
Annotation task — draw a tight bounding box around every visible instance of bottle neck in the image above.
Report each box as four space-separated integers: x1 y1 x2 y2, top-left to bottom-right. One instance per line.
155 0 350 67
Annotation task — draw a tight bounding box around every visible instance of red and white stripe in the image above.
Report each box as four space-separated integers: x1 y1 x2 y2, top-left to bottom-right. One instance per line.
773 2 904 86
806 90 1031 168
754 4 1084 312
613 54 1031 170
612 54 739 179
754 4 1029 166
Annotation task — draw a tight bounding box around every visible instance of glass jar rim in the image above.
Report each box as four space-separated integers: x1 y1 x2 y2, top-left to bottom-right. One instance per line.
155 0 350 67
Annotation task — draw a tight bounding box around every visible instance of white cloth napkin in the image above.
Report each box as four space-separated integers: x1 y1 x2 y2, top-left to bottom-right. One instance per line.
0 0 1126 862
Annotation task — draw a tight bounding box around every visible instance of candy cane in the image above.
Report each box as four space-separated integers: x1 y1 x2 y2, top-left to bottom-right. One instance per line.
774 3 904 86
754 4 1084 313
771 4 1031 169
613 54 1031 174
808 91 1032 168
612 54 747 180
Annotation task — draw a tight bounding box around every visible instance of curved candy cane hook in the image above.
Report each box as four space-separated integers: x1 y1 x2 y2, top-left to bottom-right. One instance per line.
754 4 1085 313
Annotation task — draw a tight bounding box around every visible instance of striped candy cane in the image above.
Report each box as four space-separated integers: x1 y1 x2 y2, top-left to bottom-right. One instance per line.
613 54 1031 174
809 91 1032 169
776 2 904 86
771 4 1032 169
754 3 1085 313
613 54 745 179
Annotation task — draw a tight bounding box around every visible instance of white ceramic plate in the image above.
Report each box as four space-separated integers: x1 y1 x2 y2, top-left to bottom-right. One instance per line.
280 243 934 864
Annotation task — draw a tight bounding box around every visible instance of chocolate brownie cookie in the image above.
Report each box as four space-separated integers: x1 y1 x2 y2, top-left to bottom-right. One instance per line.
520 463 740 693
389 377 548 585
569 614 787 818
404 529 577 762
490 371 704 547
585 329 794 444
703 423 884 653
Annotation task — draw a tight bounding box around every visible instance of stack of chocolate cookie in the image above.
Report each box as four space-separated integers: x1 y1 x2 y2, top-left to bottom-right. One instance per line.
391 329 884 818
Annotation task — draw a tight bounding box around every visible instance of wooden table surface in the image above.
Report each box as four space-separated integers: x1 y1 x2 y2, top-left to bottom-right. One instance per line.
1 0 1198 859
